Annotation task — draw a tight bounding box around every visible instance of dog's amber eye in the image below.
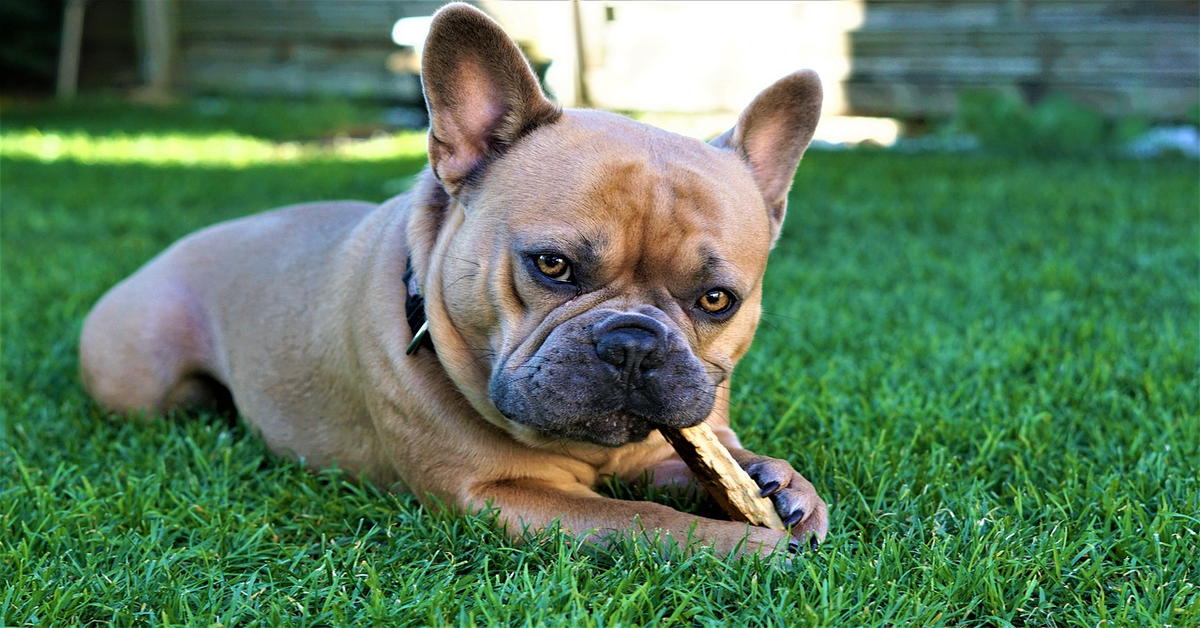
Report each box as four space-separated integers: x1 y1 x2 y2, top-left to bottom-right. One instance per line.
698 289 734 314
535 254 572 281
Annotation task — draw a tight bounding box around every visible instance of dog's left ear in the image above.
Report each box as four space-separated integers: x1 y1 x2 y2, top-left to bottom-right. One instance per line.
712 70 822 244
421 3 560 196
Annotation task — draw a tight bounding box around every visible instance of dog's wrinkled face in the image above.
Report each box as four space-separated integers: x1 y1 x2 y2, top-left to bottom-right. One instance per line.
439 112 772 446
417 4 820 447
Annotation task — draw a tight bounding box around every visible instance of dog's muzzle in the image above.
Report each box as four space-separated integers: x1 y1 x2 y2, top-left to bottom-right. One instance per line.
489 309 716 446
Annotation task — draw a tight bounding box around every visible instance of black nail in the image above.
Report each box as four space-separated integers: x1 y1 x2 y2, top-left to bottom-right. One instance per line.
759 481 780 497
809 536 820 552
784 508 805 528
788 538 801 553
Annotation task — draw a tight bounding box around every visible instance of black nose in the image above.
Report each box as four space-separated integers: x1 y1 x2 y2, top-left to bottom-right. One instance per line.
595 324 668 379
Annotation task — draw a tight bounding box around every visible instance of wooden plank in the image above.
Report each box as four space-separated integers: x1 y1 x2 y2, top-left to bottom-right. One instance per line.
57 0 88 99
182 42 278 65
180 58 421 100
1025 0 1198 23
179 0 447 42
860 1 1006 29
850 25 1199 57
849 56 1195 81
861 0 1197 27
183 42 399 67
845 82 962 119
845 81 1200 121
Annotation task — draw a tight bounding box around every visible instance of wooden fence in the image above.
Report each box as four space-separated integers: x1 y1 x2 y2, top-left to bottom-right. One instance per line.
177 0 444 101
155 0 1199 121
846 0 1199 121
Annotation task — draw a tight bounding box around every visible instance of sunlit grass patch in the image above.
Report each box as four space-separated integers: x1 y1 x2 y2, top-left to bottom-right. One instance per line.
0 129 428 167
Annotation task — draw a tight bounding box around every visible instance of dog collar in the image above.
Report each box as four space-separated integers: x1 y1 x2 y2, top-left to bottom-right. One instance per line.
403 257 434 355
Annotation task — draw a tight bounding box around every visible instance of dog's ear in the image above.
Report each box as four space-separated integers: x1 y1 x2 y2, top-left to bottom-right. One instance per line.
421 3 560 196
711 70 822 244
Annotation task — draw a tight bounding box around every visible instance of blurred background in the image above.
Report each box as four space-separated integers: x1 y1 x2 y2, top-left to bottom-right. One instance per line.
2 0 1197 152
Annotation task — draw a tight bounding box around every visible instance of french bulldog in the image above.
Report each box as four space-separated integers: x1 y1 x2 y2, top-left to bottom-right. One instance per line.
79 3 828 555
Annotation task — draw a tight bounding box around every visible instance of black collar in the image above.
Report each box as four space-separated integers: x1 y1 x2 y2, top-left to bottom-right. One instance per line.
403 256 434 355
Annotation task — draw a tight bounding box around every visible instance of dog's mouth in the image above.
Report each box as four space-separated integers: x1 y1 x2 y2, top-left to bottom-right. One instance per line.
489 355 717 447
498 408 659 447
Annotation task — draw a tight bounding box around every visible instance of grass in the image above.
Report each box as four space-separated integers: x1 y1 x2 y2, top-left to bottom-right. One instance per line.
2 98 1198 626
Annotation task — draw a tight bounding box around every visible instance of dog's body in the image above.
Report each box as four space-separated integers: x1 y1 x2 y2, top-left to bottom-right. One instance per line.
80 4 828 555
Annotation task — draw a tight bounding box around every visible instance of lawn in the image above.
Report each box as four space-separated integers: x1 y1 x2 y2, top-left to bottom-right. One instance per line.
2 99 1197 626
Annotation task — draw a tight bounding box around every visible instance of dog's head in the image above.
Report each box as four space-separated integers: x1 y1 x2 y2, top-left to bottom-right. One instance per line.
412 4 821 447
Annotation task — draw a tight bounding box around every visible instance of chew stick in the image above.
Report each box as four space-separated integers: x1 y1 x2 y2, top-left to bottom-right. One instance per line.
659 423 786 531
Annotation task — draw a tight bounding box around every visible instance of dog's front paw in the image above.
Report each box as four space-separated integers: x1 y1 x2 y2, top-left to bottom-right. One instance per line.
743 456 828 548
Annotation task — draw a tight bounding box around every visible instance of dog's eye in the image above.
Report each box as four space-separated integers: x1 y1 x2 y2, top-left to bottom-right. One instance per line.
534 254 572 282
697 289 735 314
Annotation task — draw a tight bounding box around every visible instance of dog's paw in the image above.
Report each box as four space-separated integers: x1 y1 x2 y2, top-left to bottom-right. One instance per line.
743 456 828 549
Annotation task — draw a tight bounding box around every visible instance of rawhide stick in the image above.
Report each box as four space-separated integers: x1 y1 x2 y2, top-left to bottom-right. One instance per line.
659 423 786 531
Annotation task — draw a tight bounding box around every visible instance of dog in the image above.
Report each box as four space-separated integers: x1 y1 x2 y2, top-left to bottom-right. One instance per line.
79 3 828 555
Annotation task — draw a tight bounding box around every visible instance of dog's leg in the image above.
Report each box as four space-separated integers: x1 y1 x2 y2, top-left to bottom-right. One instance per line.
468 480 796 556
80 263 229 417
639 457 704 497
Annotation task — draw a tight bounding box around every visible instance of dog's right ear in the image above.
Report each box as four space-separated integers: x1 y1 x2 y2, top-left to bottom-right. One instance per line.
421 3 560 197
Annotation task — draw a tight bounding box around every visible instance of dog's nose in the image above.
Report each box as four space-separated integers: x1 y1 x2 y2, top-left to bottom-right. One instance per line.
596 327 667 376
593 314 669 378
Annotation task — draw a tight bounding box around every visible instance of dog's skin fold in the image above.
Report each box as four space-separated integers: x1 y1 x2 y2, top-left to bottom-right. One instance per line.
79 3 828 555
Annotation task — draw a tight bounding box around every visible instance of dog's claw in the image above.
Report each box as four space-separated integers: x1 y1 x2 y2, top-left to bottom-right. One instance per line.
759 480 780 497
787 534 819 555
783 507 806 529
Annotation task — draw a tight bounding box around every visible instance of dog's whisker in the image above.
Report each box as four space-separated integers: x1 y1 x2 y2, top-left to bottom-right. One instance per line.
759 310 804 325
430 252 483 268
444 271 480 292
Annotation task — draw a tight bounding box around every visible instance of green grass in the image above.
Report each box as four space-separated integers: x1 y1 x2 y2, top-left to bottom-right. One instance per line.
2 99 1198 626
